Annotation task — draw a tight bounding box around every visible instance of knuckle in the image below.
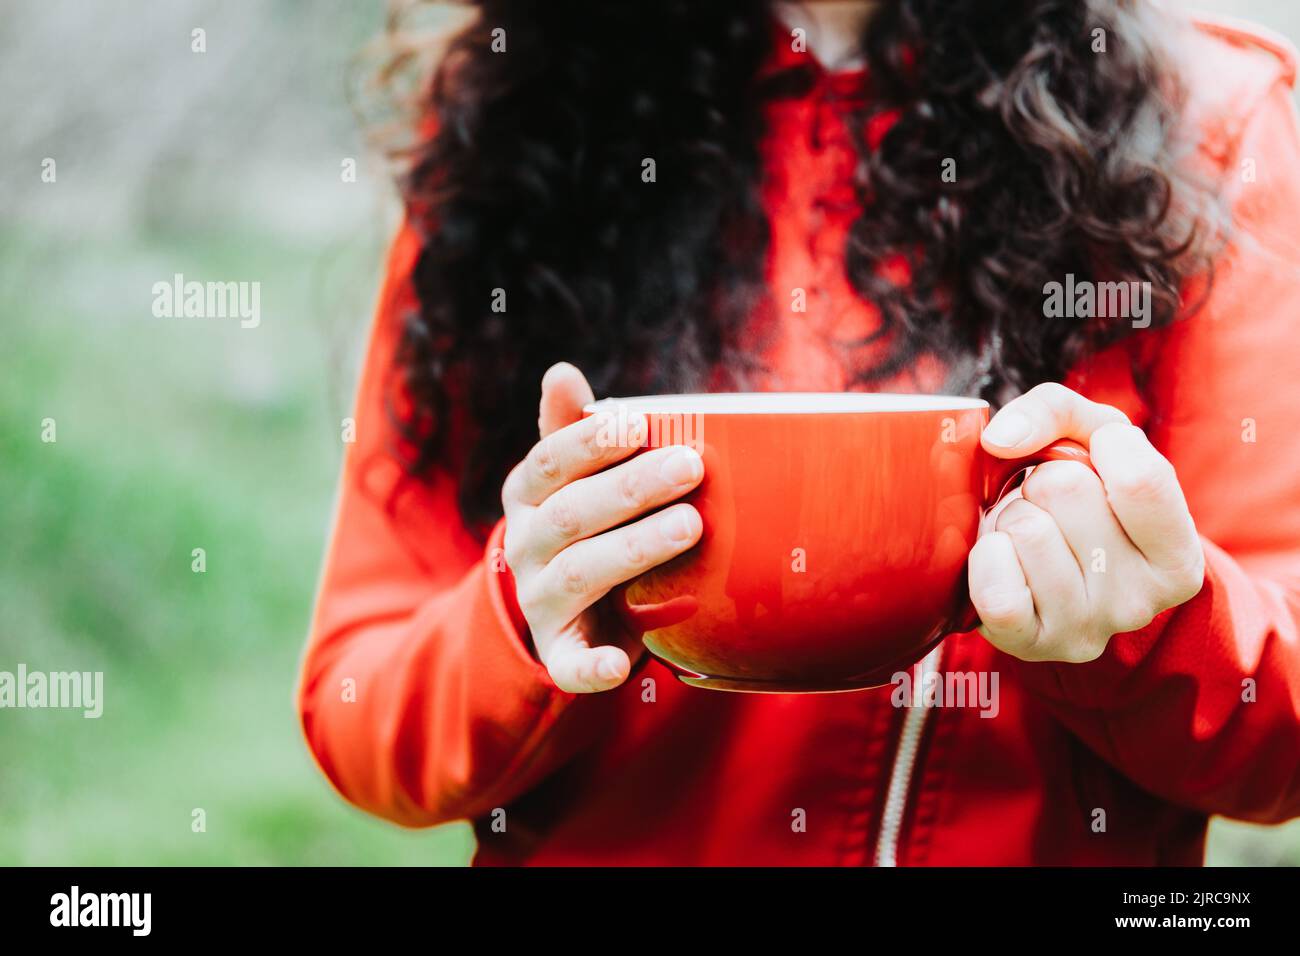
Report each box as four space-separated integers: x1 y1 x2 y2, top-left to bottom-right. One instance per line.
1158 556 1205 607
579 418 605 460
1108 460 1176 504
1109 595 1158 634
622 527 649 567
616 465 648 511
529 436 561 482
1172 552 1206 601
581 656 613 691
1091 420 1134 446
997 503 1054 542
570 659 597 693
552 554 590 597
1028 381 1071 406
543 494 582 540
1023 382 1073 420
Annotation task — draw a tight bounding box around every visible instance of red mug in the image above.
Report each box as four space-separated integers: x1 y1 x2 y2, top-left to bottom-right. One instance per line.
584 392 1091 693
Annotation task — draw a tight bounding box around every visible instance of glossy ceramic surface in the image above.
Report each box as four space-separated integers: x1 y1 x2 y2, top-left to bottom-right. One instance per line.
587 394 1088 693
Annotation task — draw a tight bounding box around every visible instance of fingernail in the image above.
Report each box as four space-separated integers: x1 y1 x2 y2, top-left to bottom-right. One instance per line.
983 411 1032 448
659 447 703 486
662 508 697 543
597 658 621 681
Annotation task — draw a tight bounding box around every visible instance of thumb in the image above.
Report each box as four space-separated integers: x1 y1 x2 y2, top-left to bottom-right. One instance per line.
541 630 634 694
538 362 596 438
981 382 1128 457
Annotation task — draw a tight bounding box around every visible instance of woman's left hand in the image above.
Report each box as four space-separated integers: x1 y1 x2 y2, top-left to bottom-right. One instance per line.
967 383 1206 663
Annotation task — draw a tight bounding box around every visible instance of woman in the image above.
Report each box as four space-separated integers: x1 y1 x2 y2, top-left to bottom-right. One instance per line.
298 0 1300 864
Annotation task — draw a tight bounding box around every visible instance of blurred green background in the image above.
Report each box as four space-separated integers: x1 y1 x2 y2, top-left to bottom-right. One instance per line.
2 0 1298 866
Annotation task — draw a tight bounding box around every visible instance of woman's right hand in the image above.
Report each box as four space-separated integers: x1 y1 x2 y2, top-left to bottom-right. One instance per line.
501 363 705 693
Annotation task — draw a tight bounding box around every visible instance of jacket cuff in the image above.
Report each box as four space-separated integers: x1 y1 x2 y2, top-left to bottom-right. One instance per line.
483 517 546 668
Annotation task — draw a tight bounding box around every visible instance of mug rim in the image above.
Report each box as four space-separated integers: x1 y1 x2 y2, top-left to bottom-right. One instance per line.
584 392 990 415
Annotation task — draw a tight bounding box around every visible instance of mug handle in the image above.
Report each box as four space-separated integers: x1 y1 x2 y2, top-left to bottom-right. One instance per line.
949 438 1094 634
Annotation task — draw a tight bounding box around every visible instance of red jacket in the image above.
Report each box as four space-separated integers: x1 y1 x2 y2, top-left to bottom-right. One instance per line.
298 15 1300 865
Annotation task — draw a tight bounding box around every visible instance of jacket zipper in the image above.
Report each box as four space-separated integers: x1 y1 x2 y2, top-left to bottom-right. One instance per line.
874 641 944 867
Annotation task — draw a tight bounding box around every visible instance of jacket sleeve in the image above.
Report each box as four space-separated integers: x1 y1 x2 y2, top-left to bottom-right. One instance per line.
1013 74 1300 822
296 223 588 827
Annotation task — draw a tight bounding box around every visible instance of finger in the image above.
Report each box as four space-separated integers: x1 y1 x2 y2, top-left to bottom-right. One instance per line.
524 503 703 632
994 497 1088 641
539 362 596 438
968 530 1038 655
540 628 633 694
1021 459 1169 635
982 382 1129 457
503 406 647 509
1020 460 1130 587
1088 422 1203 579
527 445 704 564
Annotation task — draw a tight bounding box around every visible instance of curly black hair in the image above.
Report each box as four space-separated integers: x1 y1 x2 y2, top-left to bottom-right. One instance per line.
390 0 1217 532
